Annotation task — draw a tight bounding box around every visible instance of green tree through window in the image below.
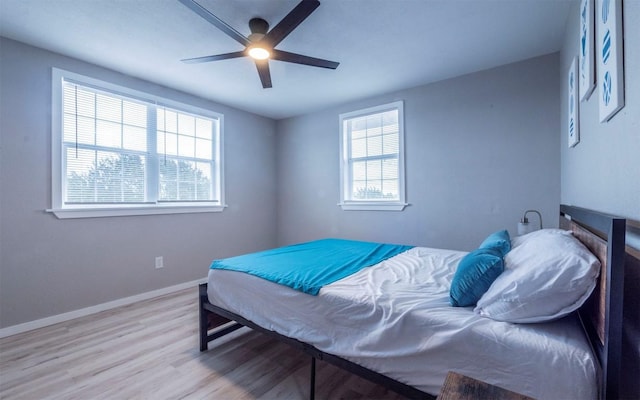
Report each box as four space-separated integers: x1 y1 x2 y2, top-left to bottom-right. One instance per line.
67 153 144 203
66 154 211 203
159 158 213 201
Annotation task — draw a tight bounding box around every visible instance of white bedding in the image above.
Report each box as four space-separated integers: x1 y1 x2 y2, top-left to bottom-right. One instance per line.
207 246 597 399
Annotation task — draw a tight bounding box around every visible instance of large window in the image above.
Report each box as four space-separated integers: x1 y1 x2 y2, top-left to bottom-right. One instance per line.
339 101 407 211
50 68 224 218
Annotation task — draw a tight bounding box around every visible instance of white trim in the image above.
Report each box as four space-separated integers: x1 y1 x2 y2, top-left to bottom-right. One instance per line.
338 201 409 211
216 113 226 209
339 101 406 210
52 68 221 119
0 278 206 339
46 204 227 219
52 68 64 210
50 67 225 219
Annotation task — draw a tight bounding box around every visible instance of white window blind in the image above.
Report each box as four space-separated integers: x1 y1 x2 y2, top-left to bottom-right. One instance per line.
63 84 149 204
339 101 407 211
156 108 215 202
51 68 224 218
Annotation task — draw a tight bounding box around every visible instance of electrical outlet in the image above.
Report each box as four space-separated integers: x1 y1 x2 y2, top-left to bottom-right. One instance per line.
155 256 164 269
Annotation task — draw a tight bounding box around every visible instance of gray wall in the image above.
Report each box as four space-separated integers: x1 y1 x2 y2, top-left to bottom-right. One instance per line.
0 38 278 328
276 54 560 251
559 3 640 398
560 1 639 221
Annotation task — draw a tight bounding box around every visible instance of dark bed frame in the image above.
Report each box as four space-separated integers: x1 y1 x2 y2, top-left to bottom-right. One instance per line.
198 204 626 399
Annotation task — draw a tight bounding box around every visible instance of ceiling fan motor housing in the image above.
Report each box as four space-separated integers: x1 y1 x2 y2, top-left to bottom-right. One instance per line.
179 0 338 89
249 18 269 35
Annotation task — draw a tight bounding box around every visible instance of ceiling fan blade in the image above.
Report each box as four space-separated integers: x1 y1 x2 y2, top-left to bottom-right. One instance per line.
255 60 272 89
263 0 320 48
181 51 246 64
178 0 250 47
271 49 339 69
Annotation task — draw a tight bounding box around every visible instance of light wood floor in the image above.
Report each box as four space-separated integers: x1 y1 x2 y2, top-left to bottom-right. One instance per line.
0 287 407 399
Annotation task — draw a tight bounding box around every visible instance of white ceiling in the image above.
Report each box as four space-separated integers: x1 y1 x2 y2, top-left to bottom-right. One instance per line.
0 0 573 120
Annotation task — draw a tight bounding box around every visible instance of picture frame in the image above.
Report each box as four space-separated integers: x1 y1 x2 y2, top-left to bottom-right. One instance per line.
579 0 595 101
568 57 579 148
596 0 624 122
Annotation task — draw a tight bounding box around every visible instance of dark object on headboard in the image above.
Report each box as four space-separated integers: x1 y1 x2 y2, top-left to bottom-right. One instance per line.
560 204 626 400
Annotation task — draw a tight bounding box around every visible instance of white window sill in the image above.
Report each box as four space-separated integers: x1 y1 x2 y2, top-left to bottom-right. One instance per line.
46 204 227 219
338 202 408 211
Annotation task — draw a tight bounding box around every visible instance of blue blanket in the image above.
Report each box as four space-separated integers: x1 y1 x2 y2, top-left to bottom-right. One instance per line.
210 238 414 295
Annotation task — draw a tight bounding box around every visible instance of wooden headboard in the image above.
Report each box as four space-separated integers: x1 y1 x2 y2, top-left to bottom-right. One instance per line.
559 205 626 400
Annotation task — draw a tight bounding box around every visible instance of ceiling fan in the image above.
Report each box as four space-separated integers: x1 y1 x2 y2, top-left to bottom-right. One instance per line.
178 0 340 89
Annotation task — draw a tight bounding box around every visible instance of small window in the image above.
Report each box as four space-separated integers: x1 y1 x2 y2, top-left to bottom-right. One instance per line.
50 68 225 218
339 101 407 211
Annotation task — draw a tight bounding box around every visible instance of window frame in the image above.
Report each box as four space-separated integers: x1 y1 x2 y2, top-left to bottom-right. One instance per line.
49 68 225 219
338 101 407 211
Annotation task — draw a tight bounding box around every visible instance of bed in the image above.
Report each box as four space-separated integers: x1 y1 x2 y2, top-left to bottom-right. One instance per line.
198 205 626 399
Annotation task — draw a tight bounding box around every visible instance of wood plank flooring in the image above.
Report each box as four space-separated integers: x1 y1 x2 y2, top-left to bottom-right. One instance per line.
0 287 406 399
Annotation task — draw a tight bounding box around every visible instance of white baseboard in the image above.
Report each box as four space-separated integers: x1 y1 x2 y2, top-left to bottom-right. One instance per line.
0 278 207 339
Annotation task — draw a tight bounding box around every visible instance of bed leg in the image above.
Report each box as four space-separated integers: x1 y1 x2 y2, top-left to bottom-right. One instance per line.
199 283 209 352
309 356 316 400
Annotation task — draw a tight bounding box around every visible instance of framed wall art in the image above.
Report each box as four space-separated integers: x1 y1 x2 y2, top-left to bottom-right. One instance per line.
568 57 579 148
579 0 595 101
596 0 624 122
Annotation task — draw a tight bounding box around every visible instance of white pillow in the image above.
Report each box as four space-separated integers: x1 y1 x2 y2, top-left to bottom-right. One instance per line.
510 228 573 249
474 229 600 323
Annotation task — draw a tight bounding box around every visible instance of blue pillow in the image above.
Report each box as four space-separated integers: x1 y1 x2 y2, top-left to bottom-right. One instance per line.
450 248 504 307
479 229 511 256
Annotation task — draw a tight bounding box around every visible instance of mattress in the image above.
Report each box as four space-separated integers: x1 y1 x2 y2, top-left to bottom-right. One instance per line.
207 246 598 399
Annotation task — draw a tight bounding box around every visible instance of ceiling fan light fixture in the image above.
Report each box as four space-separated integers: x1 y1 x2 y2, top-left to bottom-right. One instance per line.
248 45 270 60
179 0 338 88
